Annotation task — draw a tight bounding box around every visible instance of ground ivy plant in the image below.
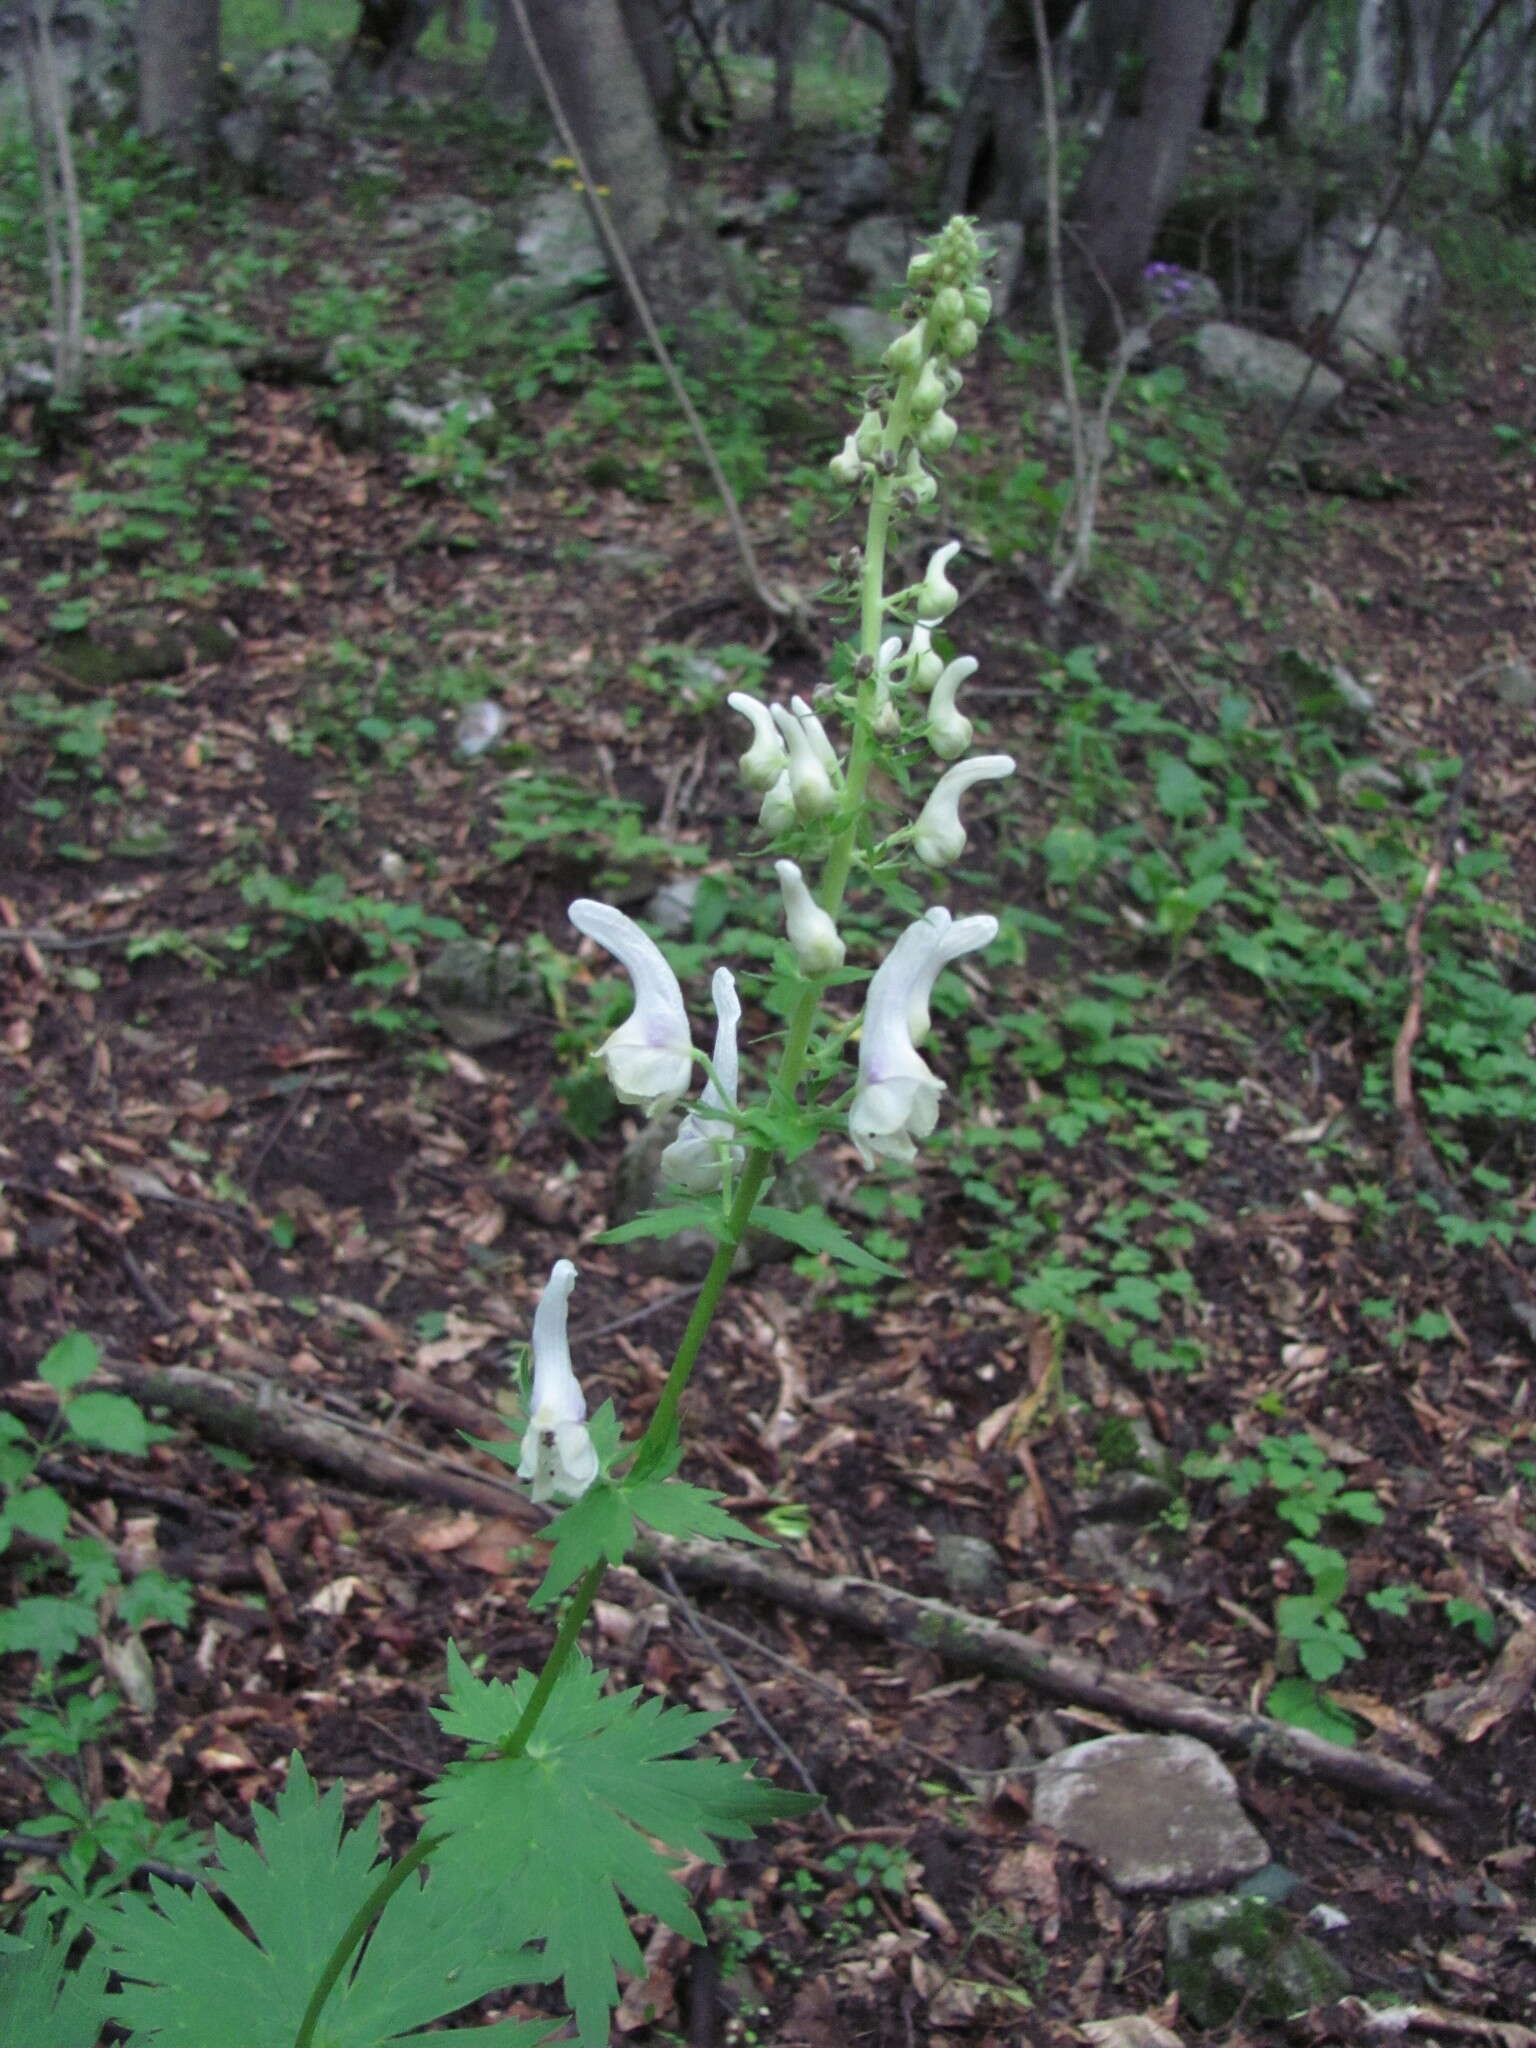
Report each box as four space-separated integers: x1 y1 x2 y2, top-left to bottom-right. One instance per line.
8 218 1015 2048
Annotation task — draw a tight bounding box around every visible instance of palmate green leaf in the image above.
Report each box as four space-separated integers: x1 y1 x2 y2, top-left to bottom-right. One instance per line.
103 1754 555 2047
428 1651 818 2048
0 1902 112 2048
531 1475 772 1607
0 1595 98 1666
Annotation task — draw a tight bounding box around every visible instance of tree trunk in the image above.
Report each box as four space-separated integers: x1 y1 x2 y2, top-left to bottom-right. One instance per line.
1203 0 1257 128
940 0 1082 225
340 0 439 96
136 0 220 165
1066 0 1236 360
620 0 686 130
1345 0 1395 123
1401 0 1466 138
1258 0 1326 140
519 0 738 337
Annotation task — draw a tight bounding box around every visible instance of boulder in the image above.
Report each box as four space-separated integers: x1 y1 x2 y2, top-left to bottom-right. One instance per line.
1191 322 1344 415
1292 210 1442 368
846 214 918 299
218 46 337 196
491 187 610 313
1032 1734 1270 1894
420 939 538 1050
825 305 902 365
1165 1893 1350 2028
816 147 893 225
383 193 491 243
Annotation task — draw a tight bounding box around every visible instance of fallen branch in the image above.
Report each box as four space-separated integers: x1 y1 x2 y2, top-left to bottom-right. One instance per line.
77 1355 1455 1815
642 1538 1460 1817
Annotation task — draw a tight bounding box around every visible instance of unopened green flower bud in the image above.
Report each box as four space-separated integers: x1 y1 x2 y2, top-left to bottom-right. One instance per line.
828 433 863 486
884 320 928 375
906 621 943 691
942 364 965 397
945 317 980 359
898 447 937 507
932 285 965 328
916 409 957 457
854 408 885 460
909 359 946 421
963 283 993 325
775 859 846 975
914 540 962 622
906 251 937 289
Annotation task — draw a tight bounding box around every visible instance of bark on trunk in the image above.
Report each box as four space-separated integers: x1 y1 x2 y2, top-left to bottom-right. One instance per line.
1258 0 1326 141
519 0 738 337
1345 0 1395 123
340 0 438 96
136 0 220 165
940 0 1081 226
1066 0 1236 361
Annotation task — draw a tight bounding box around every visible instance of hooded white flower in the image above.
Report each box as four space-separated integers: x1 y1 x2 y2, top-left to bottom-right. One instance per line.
516 1259 599 1504
926 655 977 760
905 621 943 692
848 918 947 1170
660 968 744 1193
902 906 999 1047
770 701 838 820
914 539 962 622
727 690 789 793
828 432 864 486
775 859 846 974
568 899 694 1112
870 634 903 739
913 754 1016 868
848 909 999 1169
759 769 797 835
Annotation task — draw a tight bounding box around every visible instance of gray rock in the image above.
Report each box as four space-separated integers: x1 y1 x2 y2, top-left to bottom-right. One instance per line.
117 300 185 345
1165 1893 1350 2028
933 1533 1004 1605
825 305 902 365
241 44 335 114
219 46 336 195
1495 655 1536 708
420 939 538 1049
845 214 918 299
1068 1521 1179 1602
1033 1735 1270 1895
492 187 609 312
383 193 491 243
1081 1470 1175 1525
3 359 55 401
817 148 893 224
384 385 495 438
1191 322 1344 415
0 0 132 123
1292 210 1442 369
454 700 507 758
644 875 701 938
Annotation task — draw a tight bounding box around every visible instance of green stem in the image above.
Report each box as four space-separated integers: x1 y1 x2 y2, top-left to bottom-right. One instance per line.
293 1833 440 2048
500 1559 606 1755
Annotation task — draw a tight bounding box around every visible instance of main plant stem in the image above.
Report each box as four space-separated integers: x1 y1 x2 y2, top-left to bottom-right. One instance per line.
293 382 908 2048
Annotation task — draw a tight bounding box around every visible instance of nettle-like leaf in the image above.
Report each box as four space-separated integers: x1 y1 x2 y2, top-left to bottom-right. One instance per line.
103 1755 554 2047
0 1902 112 2048
428 1650 817 2048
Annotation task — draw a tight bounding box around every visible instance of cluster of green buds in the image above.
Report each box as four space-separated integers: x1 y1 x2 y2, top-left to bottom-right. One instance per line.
828 215 992 501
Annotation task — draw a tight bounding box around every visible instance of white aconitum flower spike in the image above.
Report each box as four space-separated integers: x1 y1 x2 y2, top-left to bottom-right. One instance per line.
903 905 999 1047
906 621 943 692
775 859 846 974
913 754 1016 868
915 540 962 622
660 968 745 1194
516 1260 599 1505
771 702 838 820
568 899 694 1112
828 433 864 486
759 770 797 835
927 655 977 761
727 690 789 792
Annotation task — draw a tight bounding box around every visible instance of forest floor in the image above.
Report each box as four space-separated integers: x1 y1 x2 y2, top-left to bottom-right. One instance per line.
3 68 1536 2048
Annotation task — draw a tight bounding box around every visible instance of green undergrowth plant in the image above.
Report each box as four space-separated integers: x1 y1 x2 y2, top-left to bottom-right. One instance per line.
0 1335 201 1931
5 216 1023 2048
